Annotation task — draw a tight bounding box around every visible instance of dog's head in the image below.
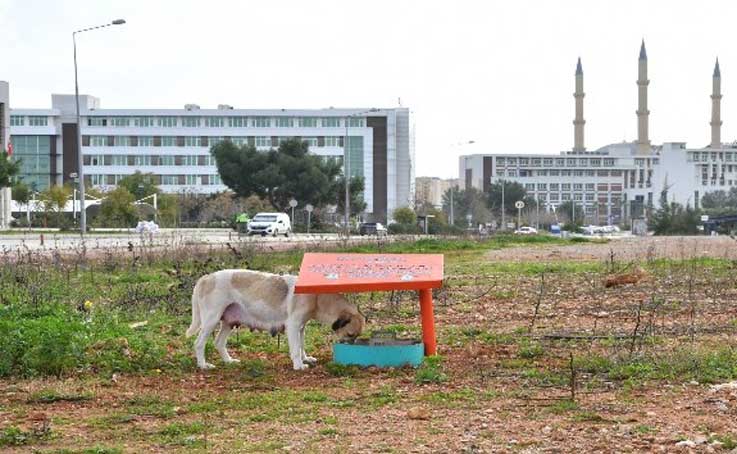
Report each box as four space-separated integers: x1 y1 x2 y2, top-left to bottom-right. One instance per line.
318 294 366 339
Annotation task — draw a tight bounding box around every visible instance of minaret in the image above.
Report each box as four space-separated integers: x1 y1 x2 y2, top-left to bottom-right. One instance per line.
636 40 651 153
710 58 722 148
573 57 585 152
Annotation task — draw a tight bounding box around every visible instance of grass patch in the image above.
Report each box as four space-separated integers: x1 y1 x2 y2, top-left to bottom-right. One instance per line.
549 399 578 414
415 356 447 384
28 388 93 404
0 425 53 448
325 362 360 377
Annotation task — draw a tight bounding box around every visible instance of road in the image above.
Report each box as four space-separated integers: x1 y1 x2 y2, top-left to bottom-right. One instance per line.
0 229 362 254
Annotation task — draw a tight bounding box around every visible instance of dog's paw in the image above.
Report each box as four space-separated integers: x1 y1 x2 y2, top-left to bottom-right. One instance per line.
303 356 318 365
198 362 216 370
224 358 241 364
292 363 310 371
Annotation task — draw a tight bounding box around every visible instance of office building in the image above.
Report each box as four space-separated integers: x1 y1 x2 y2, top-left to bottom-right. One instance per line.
8 90 413 222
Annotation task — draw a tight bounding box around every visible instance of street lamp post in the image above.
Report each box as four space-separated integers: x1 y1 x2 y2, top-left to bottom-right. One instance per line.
74 18 126 237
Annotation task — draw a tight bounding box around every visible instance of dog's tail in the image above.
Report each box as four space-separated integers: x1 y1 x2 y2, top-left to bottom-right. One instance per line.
185 282 201 338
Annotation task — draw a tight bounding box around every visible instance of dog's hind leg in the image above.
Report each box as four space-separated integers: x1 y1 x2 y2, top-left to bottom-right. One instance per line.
300 324 317 366
286 319 307 370
195 313 221 370
215 324 239 364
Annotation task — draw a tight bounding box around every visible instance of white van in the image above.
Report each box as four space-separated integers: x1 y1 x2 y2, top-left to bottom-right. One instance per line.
247 212 292 237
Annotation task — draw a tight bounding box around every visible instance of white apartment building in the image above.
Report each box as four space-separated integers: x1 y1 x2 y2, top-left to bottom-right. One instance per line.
8 89 413 222
459 43 734 225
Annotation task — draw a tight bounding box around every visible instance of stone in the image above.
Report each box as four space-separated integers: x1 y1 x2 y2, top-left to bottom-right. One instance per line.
407 407 431 420
675 440 696 448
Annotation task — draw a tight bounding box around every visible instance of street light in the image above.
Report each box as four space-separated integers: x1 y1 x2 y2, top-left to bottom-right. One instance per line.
343 108 379 236
74 18 126 237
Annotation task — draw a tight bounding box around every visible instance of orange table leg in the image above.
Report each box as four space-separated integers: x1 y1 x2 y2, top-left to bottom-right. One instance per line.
419 288 437 356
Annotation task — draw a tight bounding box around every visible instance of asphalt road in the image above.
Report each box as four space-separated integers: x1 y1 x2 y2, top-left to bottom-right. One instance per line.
0 229 358 253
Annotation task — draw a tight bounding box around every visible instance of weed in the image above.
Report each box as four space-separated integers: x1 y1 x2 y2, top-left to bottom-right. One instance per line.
325 362 360 377
415 356 447 384
549 399 578 414
0 425 53 447
28 388 93 404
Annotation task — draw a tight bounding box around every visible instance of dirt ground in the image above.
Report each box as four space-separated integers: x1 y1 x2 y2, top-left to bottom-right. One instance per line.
486 235 737 263
3 236 737 453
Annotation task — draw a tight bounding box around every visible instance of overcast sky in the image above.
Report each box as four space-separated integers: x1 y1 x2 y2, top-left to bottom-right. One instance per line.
3 0 736 178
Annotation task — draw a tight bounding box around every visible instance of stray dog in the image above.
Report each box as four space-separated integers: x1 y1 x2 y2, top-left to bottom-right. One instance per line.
186 270 365 370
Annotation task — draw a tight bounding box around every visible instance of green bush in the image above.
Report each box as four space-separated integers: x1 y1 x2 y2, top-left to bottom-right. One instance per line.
415 355 447 384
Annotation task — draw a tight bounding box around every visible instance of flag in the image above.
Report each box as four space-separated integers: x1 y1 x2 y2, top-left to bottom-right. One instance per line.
6 139 12 157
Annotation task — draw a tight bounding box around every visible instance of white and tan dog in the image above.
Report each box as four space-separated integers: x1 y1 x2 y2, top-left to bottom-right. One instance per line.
186 269 365 370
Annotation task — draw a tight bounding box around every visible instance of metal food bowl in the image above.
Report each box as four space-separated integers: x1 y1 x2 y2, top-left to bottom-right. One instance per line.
333 332 424 368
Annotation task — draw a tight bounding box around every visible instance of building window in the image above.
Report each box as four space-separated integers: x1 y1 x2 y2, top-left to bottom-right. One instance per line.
322 118 340 127
519 158 529 166
110 117 129 127
347 117 364 127
28 117 49 126
537 170 548 176
111 155 126 166
89 136 108 146
134 155 152 166
90 174 105 185
537 183 547 190
574 170 584 177
160 155 175 166
89 155 103 166
531 158 541 167
550 184 559 191
574 194 583 201
184 136 202 147
298 117 318 128
578 159 588 167
561 170 571 176
561 183 571 191
543 158 553 166
573 183 583 191
252 117 271 127
550 193 560 201
585 183 595 191
525 183 535 190
210 174 222 185
228 117 247 127
162 175 178 185
113 136 130 146
555 158 564 166
134 117 154 127
562 193 571 201
603 158 615 167
496 157 506 165
323 136 340 147
255 136 271 147
507 158 517 165
181 117 199 127
549 170 559 176
566 158 576 166
138 136 153 146
507 169 517 177
303 137 318 147
205 117 224 127
229 136 247 146
88 118 106 127
10 115 24 126
585 193 595 201
208 136 224 146
275 117 293 128
162 136 176 146
590 159 601 167
159 117 178 127
186 174 201 185
726 153 733 162
183 155 198 166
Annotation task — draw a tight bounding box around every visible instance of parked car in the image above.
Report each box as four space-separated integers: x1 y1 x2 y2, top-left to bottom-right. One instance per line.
514 226 538 235
247 213 291 237
359 222 388 236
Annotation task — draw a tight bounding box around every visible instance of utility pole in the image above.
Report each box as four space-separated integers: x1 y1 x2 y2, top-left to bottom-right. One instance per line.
501 178 505 230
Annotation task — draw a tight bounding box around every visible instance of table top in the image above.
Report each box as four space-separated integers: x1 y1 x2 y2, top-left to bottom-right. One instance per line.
294 253 444 294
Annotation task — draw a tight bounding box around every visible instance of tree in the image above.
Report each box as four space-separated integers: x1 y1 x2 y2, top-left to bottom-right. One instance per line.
211 138 362 212
98 187 137 227
556 201 584 230
701 188 737 216
335 176 367 217
649 185 701 235
118 172 158 200
0 152 20 189
487 181 532 216
39 185 71 228
393 207 417 225
442 187 490 227
11 182 30 206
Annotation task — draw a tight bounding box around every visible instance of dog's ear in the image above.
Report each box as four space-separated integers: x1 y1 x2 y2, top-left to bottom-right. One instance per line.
332 317 350 331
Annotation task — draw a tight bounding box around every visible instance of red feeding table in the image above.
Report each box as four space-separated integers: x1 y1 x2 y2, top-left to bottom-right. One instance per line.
294 253 444 355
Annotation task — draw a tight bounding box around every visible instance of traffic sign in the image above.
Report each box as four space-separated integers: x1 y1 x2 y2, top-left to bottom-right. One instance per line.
515 201 525 209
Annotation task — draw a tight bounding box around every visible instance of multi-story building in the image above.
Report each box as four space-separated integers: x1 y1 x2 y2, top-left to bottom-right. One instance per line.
8 90 413 222
415 177 460 209
459 42 735 225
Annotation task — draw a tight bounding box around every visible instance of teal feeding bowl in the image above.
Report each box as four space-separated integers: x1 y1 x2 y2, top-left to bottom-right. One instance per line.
333 337 424 368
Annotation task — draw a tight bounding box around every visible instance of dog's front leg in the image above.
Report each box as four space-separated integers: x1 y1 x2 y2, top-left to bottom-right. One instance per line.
300 324 317 366
286 319 308 370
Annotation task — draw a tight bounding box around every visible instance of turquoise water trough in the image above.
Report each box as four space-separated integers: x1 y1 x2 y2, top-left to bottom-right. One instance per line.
333 335 424 368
